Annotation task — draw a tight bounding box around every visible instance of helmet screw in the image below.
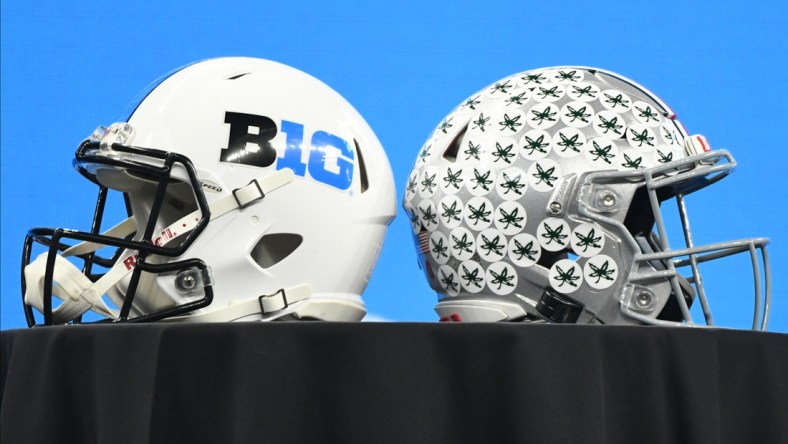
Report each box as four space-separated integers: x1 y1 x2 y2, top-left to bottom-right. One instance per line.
175 270 198 292
599 191 617 209
549 202 562 214
636 291 652 308
182 275 195 289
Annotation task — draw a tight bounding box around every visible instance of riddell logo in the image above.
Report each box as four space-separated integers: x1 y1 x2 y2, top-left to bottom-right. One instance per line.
439 312 463 322
121 228 177 270
153 228 176 246
123 254 138 271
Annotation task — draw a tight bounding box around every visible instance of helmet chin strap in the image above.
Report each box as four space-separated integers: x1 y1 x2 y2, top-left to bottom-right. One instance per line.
166 283 313 322
24 169 294 324
24 254 122 322
165 285 368 322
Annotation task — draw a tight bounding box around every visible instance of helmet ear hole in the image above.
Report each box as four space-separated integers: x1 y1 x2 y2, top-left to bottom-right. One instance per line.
250 233 303 269
536 249 568 269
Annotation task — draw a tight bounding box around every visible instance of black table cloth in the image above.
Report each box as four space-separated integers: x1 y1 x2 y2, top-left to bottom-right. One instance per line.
2 323 787 443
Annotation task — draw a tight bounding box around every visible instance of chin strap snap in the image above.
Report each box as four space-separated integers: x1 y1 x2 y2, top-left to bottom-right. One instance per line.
24 169 295 324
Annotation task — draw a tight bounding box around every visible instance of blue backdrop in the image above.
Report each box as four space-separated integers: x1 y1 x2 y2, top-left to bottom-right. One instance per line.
2 1 786 331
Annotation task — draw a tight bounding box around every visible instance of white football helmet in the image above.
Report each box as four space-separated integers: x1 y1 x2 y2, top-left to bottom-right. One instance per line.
23 57 396 325
404 66 771 328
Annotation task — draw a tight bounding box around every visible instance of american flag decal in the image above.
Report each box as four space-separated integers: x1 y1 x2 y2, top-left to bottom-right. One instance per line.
417 230 430 255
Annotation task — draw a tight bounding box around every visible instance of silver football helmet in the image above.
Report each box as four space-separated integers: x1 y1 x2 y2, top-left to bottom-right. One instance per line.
404 66 771 328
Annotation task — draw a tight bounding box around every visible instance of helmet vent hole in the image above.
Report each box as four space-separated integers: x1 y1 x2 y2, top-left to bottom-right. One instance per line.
227 72 251 80
537 249 568 269
250 233 303 269
442 124 468 162
354 139 369 193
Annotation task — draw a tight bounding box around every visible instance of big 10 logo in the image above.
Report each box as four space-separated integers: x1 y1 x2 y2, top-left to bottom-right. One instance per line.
220 111 354 190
